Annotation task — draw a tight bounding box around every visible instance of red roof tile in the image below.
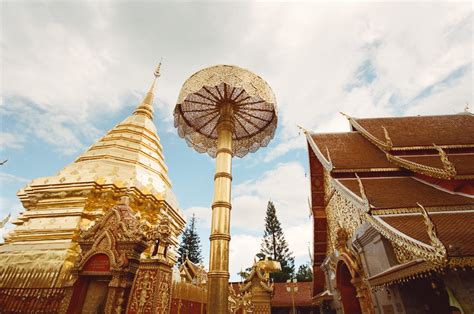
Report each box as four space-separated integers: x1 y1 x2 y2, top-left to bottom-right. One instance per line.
311 132 394 170
354 114 474 148
401 153 474 176
271 281 313 307
379 212 474 256
337 177 474 209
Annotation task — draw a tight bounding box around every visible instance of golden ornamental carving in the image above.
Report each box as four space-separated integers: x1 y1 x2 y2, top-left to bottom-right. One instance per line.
157 272 172 313
75 195 150 272
341 113 392 151
433 144 457 178
417 203 447 264
392 243 417 264
174 64 277 159
228 285 254 314
305 132 333 171
128 270 158 313
355 174 370 212
385 145 457 180
326 171 450 267
381 126 393 150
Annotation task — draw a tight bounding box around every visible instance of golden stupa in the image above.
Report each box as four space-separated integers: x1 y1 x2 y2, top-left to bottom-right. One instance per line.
0 64 185 286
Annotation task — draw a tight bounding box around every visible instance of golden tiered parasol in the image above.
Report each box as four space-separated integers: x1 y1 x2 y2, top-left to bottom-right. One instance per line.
174 65 277 313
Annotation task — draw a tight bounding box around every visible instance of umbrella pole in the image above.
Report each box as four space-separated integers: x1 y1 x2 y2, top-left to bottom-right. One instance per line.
208 103 234 313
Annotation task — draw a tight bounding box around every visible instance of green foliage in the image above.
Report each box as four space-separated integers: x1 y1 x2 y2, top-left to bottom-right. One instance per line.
260 201 295 282
177 214 202 265
296 262 313 282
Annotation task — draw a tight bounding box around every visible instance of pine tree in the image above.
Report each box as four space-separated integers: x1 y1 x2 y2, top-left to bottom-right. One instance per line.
296 262 313 282
177 214 202 265
260 201 295 282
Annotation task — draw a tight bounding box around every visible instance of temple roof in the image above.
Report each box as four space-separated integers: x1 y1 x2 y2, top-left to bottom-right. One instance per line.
311 132 394 171
352 113 474 149
378 212 474 257
306 113 474 281
337 177 473 209
271 281 313 307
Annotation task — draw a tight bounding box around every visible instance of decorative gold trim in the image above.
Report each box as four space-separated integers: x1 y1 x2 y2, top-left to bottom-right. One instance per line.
434 144 457 177
355 174 370 212
305 132 333 171
341 113 392 151
369 257 474 289
386 152 456 180
332 167 402 173
330 177 447 265
216 148 233 155
209 233 231 241
211 201 232 209
417 203 448 264
391 144 474 151
382 126 393 150
75 155 172 187
371 205 474 215
214 172 233 180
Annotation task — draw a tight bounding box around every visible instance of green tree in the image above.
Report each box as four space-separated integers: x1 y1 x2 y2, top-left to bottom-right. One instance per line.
177 214 202 265
260 201 295 282
296 262 313 282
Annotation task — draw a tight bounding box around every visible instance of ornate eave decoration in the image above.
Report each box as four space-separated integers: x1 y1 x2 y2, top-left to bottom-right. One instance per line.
385 145 457 180
369 257 474 290
303 129 333 171
417 203 448 264
330 177 371 212
355 174 371 212
341 112 392 151
329 177 448 266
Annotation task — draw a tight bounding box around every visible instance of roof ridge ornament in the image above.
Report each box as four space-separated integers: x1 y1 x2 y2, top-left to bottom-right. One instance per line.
297 124 309 135
433 144 457 178
416 203 447 265
355 173 370 212
381 126 393 150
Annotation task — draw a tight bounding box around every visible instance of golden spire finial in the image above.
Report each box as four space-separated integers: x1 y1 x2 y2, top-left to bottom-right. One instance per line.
134 61 162 120
154 61 162 78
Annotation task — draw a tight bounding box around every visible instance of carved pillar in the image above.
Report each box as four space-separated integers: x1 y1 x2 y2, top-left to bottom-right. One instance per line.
105 272 134 314
352 278 374 314
127 258 173 314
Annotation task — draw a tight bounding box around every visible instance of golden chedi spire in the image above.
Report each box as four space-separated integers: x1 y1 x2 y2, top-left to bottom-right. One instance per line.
0 64 185 287
134 62 161 119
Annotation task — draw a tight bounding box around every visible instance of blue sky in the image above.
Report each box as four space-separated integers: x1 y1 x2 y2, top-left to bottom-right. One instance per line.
0 1 472 281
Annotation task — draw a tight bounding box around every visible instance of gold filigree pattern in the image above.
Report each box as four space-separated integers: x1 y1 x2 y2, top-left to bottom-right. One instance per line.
386 153 457 179
174 65 277 158
417 203 448 264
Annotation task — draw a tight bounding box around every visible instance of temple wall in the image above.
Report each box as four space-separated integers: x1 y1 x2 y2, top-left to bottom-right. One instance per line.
170 281 207 314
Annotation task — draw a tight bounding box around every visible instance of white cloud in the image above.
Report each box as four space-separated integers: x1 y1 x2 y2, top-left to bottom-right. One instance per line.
0 132 26 150
229 234 261 280
1 2 471 156
232 162 310 232
182 206 211 228
183 161 312 279
0 173 29 184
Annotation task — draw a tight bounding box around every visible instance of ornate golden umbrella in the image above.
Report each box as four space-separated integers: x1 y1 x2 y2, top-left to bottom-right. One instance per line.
174 65 277 313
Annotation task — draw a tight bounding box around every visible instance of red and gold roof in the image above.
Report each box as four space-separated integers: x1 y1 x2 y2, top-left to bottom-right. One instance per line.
306 112 474 289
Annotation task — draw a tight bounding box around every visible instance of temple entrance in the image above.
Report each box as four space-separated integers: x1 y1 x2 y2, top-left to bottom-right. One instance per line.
337 262 361 314
81 276 111 313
